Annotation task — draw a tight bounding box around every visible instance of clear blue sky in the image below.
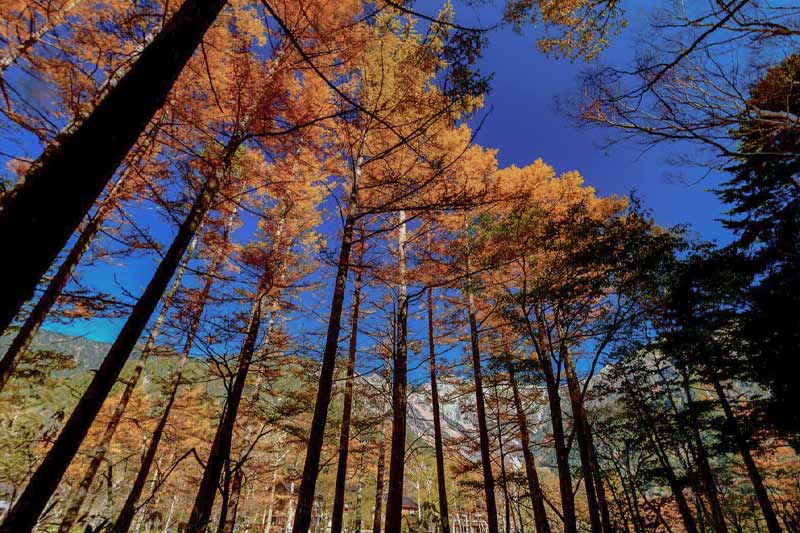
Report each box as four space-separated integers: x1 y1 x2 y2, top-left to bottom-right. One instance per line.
27 1 733 346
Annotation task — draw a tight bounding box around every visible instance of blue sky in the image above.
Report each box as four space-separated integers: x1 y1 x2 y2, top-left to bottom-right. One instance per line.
15 1 734 351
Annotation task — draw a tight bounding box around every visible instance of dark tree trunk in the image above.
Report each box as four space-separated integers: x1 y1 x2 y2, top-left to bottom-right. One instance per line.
57 228 198 533
0 159 129 393
291 158 360 533
562 347 603 533
427 287 451 533
331 261 363 533
710 375 781 533
187 274 268 530
112 222 227 533
493 394 511 533
680 370 729 533
0 0 227 335
507 362 551 533
384 211 409 533
524 317 578 533
220 467 244 533
372 432 386 533
466 293 499 533
0 166 220 533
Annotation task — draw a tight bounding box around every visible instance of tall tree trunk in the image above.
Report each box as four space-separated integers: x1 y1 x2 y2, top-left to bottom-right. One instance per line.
507 362 551 533
0 0 227 335
384 210 409 533
354 447 364 532
112 208 233 533
630 381 699 533
372 430 386 533
465 289 499 533
0 0 80 73
57 230 199 532
265 469 279 533
220 215 289 533
680 370 729 533
523 315 578 533
187 270 269 530
493 394 511 533
331 257 364 533
292 156 361 533
710 375 781 533
0 163 220 533
427 287 451 533
561 346 602 533
0 112 166 393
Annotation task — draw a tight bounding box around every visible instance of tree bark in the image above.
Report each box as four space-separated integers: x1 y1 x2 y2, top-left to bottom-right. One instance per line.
0 0 227 335
57 230 199 532
384 210 409 533
710 375 781 533
562 347 602 533
427 287 451 533
112 208 233 533
680 370 729 533
291 156 360 533
523 315 578 533
507 362 551 533
187 272 269 530
0 112 166 393
466 291 499 533
0 162 220 533
0 0 80 73
372 431 386 533
331 258 363 533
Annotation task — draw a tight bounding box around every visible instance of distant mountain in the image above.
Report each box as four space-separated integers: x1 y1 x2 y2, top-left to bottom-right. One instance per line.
0 329 119 371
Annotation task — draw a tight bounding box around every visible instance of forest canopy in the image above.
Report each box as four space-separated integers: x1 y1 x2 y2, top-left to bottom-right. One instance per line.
0 1 798 532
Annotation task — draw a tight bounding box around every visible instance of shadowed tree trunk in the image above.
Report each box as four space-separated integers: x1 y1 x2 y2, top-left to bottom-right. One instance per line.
507 361 551 533
523 315 578 533
0 162 221 533
292 155 361 533
57 230 200 533
0 0 227 335
384 210 409 533
187 268 271 530
466 290 500 533
709 375 781 533
372 430 386 533
112 207 235 533
680 370 729 533
427 287 451 533
562 346 602 533
0 114 167 393
331 252 364 533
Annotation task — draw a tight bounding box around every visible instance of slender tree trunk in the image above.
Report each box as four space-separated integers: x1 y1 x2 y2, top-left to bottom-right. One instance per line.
265 469 279 533
112 209 231 533
0 0 227 335
354 448 364 532
57 230 199 532
220 466 244 533
187 272 268 530
372 430 387 533
507 362 551 533
494 398 511 533
465 290 499 533
292 156 361 533
427 287 451 533
561 347 602 533
0 112 166 393
0 0 80 72
0 163 220 533
385 210 409 533
710 375 781 533
680 370 729 533
523 316 578 533
331 259 364 533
